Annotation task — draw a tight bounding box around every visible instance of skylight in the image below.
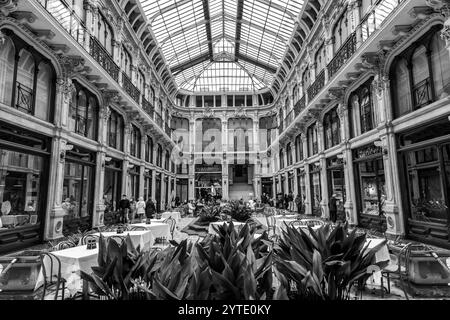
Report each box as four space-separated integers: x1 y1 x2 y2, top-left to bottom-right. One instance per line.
140 0 305 93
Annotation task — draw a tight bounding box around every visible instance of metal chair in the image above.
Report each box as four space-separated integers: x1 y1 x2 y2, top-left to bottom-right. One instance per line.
39 252 67 300
163 217 176 241
264 214 278 241
79 234 99 245
128 226 148 231
381 242 413 299
108 235 126 245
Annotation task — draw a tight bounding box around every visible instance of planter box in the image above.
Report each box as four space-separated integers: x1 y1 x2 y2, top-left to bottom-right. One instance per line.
0 250 42 292
391 245 450 285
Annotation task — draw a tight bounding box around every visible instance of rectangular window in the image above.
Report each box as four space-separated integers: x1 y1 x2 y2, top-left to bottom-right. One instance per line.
215 95 222 107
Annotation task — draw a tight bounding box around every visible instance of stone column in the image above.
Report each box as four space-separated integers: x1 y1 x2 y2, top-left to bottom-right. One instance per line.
378 76 404 237
189 120 196 154
45 138 68 240
253 118 259 153
304 163 312 215
222 119 228 153
337 101 358 226
160 171 166 211
151 169 156 202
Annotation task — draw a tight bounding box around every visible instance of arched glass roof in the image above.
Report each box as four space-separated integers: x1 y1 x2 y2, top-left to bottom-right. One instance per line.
139 0 305 93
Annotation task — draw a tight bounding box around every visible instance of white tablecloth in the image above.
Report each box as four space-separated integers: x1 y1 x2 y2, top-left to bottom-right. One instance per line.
35 245 98 296
129 222 170 239
93 230 154 251
208 221 246 235
161 211 181 223
364 238 390 264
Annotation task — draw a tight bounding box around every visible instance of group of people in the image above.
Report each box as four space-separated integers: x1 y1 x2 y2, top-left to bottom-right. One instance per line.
116 195 157 224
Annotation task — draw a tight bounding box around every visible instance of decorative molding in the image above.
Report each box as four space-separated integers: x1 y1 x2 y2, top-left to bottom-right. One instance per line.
0 0 18 17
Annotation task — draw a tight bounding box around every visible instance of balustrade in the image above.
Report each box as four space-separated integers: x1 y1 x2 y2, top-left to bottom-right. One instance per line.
122 72 141 104
307 70 325 101
15 83 33 114
142 96 154 118
155 112 163 128
294 96 306 117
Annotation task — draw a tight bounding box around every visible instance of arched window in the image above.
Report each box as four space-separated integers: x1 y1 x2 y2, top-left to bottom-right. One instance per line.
165 151 170 170
293 84 299 103
430 32 450 99
130 124 141 158
121 46 132 77
97 12 114 55
324 108 341 150
286 143 293 166
333 11 349 53
302 68 310 94
315 45 326 74
0 36 15 106
0 30 56 122
35 62 53 121
138 69 145 95
393 58 412 117
16 49 35 114
69 81 98 140
150 86 155 105
307 123 318 156
279 148 285 169
107 108 124 150
348 77 375 136
145 135 153 163
156 144 163 167
412 45 431 109
295 134 303 162
390 24 450 118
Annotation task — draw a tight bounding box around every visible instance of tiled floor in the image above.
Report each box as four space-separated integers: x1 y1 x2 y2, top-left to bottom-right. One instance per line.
2 215 449 300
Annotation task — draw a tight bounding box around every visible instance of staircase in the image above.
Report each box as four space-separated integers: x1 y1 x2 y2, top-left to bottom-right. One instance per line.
228 183 254 202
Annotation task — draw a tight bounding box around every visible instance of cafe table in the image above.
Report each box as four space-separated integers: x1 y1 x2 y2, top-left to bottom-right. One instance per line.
93 230 154 251
129 222 171 240
35 245 98 297
208 221 247 235
161 211 182 223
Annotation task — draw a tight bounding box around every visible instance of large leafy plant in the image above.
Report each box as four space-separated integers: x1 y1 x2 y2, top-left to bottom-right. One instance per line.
273 222 389 300
222 201 252 222
197 205 222 223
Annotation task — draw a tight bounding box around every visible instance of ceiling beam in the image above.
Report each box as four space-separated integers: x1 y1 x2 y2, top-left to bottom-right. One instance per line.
201 0 214 60
236 53 277 74
171 53 210 74
234 0 245 61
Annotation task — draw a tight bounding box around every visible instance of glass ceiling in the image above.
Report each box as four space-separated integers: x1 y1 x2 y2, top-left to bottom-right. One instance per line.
140 0 305 93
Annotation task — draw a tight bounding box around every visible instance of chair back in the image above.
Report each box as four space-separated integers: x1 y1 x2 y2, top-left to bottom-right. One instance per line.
129 226 147 231
39 252 62 285
79 234 99 245
164 217 176 239
108 235 125 245
289 220 304 229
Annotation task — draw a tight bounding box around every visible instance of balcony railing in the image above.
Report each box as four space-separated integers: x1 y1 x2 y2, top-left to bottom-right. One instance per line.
307 70 326 101
285 109 294 128
90 36 119 82
413 78 432 110
294 96 306 117
155 112 163 128
122 72 140 104
278 122 284 135
327 32 357 80
15 82 33 114
165 123 171 137
142 96 154 118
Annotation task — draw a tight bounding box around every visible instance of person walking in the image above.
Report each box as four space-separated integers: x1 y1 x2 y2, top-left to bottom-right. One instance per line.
136 197 146 222
118 194 130 223
145 198 156 220
288 192 294 212
295 194 302 215
329 194 338 223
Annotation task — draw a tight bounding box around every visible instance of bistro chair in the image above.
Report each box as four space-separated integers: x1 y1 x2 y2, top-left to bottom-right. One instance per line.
39 252 67 300
381 242 413 299
79 234 99 245
108 235 126 245
128 226 148 231
264 214 278 241
163 217 177 241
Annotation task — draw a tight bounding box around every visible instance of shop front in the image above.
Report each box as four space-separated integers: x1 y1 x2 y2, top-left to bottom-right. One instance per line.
353 145 387 232
155 172 162 212
103 158 122 213
296 168 306 214
143 169 152 201
309 163 321 216
288 171 294 194
62 146 96 235
398 117 450 247
0 121 50 254
327 156 346 222
176 178 188 203
127 165 140 201
261 177 273 200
